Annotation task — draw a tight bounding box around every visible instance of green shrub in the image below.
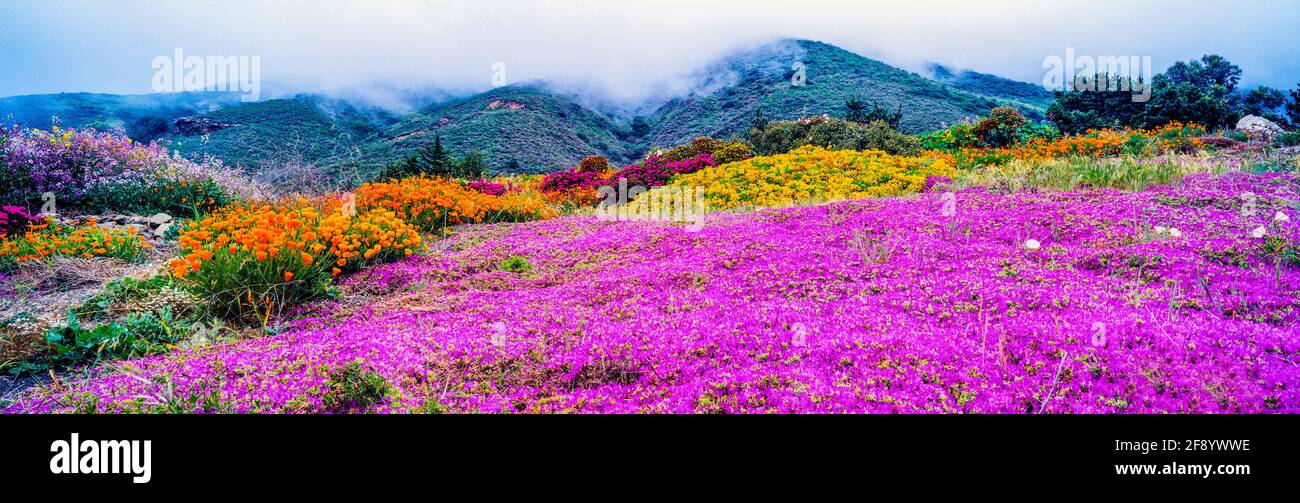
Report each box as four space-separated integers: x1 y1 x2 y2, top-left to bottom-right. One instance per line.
1275 130 1300 147
83 176 228 219
747 116 920 156
500 256 532 274
14 310 187 374
972 106 1026 147
655 137 752 165
321 360 390 412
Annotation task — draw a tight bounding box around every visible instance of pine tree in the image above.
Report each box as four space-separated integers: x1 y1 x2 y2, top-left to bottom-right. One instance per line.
751 107 768 132
417 134 452 177
1288 83 1300 128
844 97 868 123
456 150 488 179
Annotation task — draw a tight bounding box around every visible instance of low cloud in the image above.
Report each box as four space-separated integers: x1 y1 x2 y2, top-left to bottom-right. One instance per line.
2 0 1297 103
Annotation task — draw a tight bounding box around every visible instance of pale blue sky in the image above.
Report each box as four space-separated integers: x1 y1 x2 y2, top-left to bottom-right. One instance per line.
1 0 1297 100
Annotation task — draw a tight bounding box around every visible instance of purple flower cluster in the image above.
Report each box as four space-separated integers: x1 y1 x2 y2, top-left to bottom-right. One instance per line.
0 205 38 236
0 126 167 201
466 180 510 196
540 154 717 197
5 173 1297 414
616 154 715 188
0 125 266 204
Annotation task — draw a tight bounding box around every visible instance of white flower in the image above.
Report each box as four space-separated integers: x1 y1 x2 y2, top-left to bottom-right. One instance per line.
1024 239 1041 250
1168 228 1182 238
1274 211 1290 223
1153 226 1168 234
1251 226 1267 239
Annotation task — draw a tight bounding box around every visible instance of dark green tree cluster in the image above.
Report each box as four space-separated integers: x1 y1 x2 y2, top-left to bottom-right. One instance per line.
844 97 903 129
1048 54 1300 133
381 134 488 180
746 114 920 156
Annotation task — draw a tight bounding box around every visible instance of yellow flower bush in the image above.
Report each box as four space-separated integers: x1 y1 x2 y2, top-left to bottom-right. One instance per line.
168 198 422 322
654 146 956 210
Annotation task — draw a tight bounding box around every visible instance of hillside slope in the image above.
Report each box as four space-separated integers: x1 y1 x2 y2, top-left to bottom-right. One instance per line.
642 39 1005 147
926 63 1054 116
352 85 636 175
0 91 245 141
161 95 398 179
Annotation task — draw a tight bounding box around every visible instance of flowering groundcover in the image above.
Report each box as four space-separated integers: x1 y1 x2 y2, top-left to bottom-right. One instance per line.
6 173 1297 413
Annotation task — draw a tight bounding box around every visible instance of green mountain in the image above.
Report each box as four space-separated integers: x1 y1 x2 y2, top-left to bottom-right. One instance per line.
161 95 398 178
1 39 1057 179
0 91 245 141
925 63 1054 116
641 39 1010 147
350 84 636 176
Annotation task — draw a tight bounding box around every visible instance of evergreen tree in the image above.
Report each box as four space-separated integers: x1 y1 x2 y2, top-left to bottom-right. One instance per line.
456 149 488 179
416 134 452 177
1288 84 1300 127
1240 87 1289 124
751 107 768 132
844 97 868 123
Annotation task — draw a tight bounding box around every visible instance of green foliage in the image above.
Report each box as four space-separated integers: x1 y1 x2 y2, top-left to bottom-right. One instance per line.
971 106 1027 147
3 275 211 375
1240 87 1291 125
380 134 491 180
417 134 453 175
0 91 246 139
82 176 228 218
1288 84 1300 128
1047 55 1245 134
845 96 903 128
166 95 395 181
1275 130 1300 147
962 156 1224 193
499 256 533 274
457 149 489 179
22 310 186 374
321 360 390 412
655 137 752 165
927 63 1055 112
747 116 921 156
751 107 769 132
356 85 634 176
646 39 1004 148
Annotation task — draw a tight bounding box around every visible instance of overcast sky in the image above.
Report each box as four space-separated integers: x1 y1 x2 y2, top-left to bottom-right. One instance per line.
1 0 1297 101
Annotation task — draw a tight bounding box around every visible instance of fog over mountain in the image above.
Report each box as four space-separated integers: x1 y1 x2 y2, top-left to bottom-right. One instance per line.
2 0 1299 107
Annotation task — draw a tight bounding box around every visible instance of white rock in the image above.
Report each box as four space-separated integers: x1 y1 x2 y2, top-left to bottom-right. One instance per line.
1252 226 1267 239
147 213 173 225
1274 211 1290 222
1168 228 1182 238
1154 226 1168 234
1235 115 1285 137
1024 239 1041 250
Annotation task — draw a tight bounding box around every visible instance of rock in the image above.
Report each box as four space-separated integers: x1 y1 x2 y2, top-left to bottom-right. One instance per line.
154 222 174 237
173 116 238 136
147 213 173 226
1236 115 1285 137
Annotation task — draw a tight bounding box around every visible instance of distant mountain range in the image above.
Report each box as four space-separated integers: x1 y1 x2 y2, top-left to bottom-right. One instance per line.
0 39 1056 178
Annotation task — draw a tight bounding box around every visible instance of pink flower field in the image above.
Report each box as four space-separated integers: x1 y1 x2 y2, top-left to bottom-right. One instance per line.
7 173 1297 414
